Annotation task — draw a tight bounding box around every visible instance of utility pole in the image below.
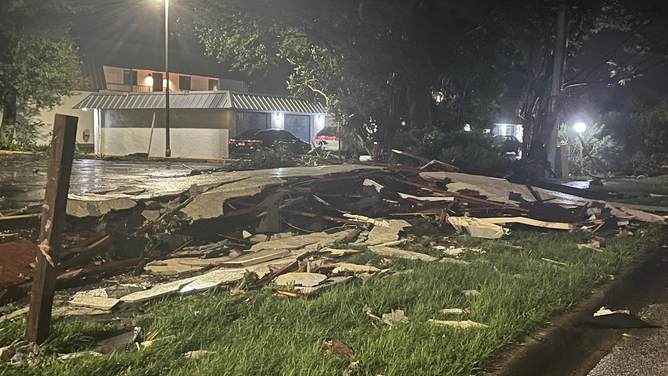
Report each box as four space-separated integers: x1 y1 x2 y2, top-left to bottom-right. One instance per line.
545 3 568 176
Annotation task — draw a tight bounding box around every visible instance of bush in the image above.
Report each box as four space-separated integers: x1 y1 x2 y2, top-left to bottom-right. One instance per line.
389 127 507 174
0 120 47 151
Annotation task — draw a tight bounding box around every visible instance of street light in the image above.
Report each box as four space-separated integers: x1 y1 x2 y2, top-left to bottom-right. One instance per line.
573 121 587 134
157 0 171 157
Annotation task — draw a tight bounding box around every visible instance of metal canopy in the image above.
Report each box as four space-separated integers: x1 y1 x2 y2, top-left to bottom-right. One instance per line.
231 93 326 114
73 91 326 114
73 91 230 110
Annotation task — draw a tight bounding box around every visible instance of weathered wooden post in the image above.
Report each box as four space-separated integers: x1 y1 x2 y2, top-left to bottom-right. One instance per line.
25 114 77 344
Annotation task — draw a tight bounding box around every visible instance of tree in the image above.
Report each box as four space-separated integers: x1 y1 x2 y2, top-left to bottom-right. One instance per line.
0 0 81 145
192 0 512 144
496 0 667 174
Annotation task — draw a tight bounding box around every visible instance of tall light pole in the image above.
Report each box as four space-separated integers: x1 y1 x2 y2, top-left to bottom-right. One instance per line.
163 0 171 157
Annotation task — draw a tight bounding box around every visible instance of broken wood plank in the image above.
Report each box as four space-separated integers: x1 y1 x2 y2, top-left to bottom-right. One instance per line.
27 114 78 344
281 210 367 226
58 235 112 271
217 249 291 268
481 217 571 230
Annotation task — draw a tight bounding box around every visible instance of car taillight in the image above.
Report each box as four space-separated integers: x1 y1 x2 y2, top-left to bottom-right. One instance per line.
328 136 338 141
229 139 237 145
247 140 262 146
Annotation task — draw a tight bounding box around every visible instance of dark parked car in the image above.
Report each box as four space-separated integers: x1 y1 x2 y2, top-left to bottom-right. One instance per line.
228 129 312 156
494 135 521 155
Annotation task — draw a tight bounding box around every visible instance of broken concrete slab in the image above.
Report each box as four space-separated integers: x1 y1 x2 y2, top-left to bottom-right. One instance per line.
368 246 438 262
119 277 199 304
182 177 283 220
178 268 249 294
428 319 488 329
67 197 137 218
69 297 120 311
367 225 401 245
275 272 327 287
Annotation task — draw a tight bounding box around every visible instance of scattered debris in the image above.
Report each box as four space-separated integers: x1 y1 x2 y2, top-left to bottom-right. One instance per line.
441 308 470 315
447 217 508 239
382 309 409 326
275 272 327 287
587 307 660 329
68 296 120 311
331 263 381 274
428 319 488 329
184 350 216 359
368 246 438 261
326 338 353 360
463 290 480 297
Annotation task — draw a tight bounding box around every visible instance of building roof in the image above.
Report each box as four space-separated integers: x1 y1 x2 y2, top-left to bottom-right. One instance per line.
73 91 327 114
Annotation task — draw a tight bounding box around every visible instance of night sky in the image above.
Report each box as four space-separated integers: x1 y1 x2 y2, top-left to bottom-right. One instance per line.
65 0 668 104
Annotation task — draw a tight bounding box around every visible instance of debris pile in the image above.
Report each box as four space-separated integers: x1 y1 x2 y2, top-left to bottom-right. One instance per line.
1 163 666 323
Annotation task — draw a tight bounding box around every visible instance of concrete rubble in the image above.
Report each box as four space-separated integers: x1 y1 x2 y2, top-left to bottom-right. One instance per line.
3 161 668 356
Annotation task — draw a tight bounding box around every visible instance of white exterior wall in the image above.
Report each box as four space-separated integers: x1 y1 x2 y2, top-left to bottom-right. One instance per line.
99 127 229 159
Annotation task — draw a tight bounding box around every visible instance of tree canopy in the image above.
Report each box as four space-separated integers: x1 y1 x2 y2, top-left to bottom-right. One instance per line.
0 0 81 144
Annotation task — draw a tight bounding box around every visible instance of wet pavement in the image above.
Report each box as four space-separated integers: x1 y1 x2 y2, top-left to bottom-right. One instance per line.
588 303 668 376
0 156 221 210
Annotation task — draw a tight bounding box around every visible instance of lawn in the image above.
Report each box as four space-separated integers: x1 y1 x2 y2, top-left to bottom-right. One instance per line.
588 175 668 207
0 228 665 376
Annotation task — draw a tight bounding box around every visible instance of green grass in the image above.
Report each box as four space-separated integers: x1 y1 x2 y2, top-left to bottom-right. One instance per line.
588 175 668 206
1 228 664 376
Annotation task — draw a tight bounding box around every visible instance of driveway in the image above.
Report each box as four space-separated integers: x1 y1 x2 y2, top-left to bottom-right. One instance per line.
0 155 221 211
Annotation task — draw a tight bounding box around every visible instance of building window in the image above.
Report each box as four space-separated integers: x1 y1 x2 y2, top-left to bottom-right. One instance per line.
179 76 191 90
123 70 138 86
208 79 219 91
152 73 163 92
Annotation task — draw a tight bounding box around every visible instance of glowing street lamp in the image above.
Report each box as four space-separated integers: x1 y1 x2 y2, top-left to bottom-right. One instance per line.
573 121 587 174
573 121 587 134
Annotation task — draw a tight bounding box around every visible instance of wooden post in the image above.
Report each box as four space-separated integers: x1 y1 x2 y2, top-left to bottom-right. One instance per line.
25 114 77 344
